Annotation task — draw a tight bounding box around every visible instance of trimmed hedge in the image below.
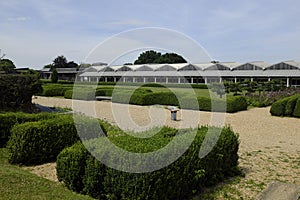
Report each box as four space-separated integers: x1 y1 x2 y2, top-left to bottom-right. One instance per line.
6 114 80 165
270 94 300 117
112 89 247 113
41 84 73 96
0 112 57 147
97 82 208 89
6 114 117 165
64 89 95 100
56 126 240 199
180 96 247 113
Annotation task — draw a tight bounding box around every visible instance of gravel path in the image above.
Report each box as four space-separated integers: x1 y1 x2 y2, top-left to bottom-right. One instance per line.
29 96 300 199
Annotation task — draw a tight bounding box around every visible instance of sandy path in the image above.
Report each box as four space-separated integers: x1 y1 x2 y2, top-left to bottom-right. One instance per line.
29 96 300 199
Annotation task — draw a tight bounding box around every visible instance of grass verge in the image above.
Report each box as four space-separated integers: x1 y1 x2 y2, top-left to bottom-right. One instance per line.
0 148 93 200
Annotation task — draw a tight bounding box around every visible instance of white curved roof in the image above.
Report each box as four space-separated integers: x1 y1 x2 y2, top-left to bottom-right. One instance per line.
265 60 300 70
232 61 269 70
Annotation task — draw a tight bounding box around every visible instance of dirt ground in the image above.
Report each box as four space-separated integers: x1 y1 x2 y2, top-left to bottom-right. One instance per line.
26 96 300 199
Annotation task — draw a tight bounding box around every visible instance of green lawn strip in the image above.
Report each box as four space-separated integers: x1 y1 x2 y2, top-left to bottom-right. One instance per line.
0 148 93 200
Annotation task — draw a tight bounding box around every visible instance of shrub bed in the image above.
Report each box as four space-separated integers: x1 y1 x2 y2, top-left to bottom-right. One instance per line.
0 112 57 147
270 94 300 117
56 126 240 199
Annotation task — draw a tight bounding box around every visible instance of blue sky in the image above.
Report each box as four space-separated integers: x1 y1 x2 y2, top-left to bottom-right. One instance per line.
1 0 300 69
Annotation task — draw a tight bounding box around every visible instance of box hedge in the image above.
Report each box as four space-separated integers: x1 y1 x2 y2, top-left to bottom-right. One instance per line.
64 89 95 100
112 88 247 113
56 126 240 199
0 112 57 147
6 114 118 165
270 94 300 117
6 114 80 165
181 96 247 113
41 84 72 96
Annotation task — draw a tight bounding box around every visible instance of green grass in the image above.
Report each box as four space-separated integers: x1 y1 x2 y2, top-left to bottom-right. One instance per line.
0 148 93 200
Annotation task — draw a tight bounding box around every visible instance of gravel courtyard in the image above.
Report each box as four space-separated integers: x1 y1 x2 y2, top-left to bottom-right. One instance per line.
28 96 300 199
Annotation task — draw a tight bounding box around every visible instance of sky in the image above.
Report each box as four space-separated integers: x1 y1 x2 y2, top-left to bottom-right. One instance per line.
1 0 300 69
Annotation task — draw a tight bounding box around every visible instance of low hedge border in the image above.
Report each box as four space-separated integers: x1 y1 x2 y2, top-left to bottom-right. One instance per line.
112 90 247 113
56 126 240 199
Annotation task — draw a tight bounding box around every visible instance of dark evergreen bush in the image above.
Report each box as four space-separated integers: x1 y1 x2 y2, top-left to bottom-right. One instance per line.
0 74 42 111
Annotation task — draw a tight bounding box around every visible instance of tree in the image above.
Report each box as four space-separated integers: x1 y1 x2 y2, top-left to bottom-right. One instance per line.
51 68 58 83
242 80 257 95
155 53 187 64
0 58 16 73
134 50 187 64
43 64 53 69
53 55 68 68
228 82 242 96
67 61 78 68
134 50 161 64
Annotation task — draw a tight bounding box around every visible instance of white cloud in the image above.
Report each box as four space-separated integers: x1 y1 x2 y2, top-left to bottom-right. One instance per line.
109 19 149 26
7 17 31 21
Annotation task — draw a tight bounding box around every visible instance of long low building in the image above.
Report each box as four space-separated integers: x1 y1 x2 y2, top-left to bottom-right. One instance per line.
77 61 300 87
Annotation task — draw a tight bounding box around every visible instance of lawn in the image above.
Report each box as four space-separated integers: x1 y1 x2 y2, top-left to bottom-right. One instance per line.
0 148 93 200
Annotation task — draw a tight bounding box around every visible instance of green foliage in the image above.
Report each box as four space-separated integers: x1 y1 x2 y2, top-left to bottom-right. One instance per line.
7 114 80 165
226 96 248 113
64 89 95 100
0 112 57 147
285 95 298 116
270 98 289 116
0 58 15 73
53 55 68 68
0 74 42 111
134 50 186 64
134 50 161 64
293 99 300 118
181 96 247 113
270 94 300 117
95 88 114 96
51 68 58 83
56 142 89 193
41 84 72 96
56 126 240 199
